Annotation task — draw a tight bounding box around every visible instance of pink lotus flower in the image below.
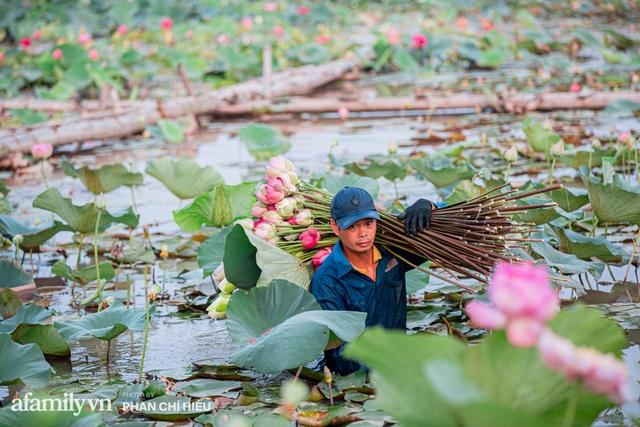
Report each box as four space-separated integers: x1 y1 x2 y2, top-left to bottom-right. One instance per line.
465 263 558 347
263 210 284 225
0 52 4 62
254 218 265 228
263 2 278 12
252 202 268 218
386 28 400 45
117 24 129 36
273 25 284 36
412 33 428 49
316 35 331 43
255 222 278 245
298 5 310 15
275 197 297 217
569 82 580 92
312 245 334 270
618 131 632 144
268 155 295 172
32 30 42 40
256 179 286 205
20 38 31 49
217 33 230 45
537 328 576 371
241 17 253 30
338 107 349 120
30 143 53 159
78 33 92 44
481 18 496 32
300 226 320 249
52 48 63 60
160 17 173 30
88 48 99 60
295 209 313 227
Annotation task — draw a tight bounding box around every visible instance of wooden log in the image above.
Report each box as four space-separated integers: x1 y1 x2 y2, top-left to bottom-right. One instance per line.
0 56 360 157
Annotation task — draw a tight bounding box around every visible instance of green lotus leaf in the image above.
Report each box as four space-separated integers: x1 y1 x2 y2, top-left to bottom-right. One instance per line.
477 49 506 68
0 333 52 389
195 412 263 427
140 395 215 421
0 405 102 427
12 324 71 357
176 379 241 398
51 259 115 286
312 172 380 199
549 187 589 212
558 146 617 169
0 304 52 334
0 257 35 289
579 165 640 226
434 141 479 158
226 280 366 374
197 226 233 278
344 159 408 181
410 157 476 189
604 99 640 116
108 245 156 265
223 225 310 290
0 199 11 214
54 300 147 341
530 241 604 281
61 161 143 194
603 28 635 50
293 42 331 65
405 261 431 295
573 27 603 47
146 156 224 200
173 182 257 232
0 215 72 251
10 108 48 125
546 224 623 263
393 49 419 72
522 117 562 156
444 180 483 205
237 124 291 161
513 197 561 225
157 118 185 144
0 288 21 319
32 188 139 233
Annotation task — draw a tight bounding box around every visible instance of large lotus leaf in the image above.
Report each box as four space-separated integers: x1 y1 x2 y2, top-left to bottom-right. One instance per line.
146 156 224 200
312 172 380 199
227 280 366 374
293 43 331 65
444 180 483 205
558 146 617 169
343 159 408 181
173 182 257 232
573 27 603 48
110 245 157 265
0 333 52 389
176 379 241 398
546 224 623 263
0 304 52 334
226 280 321 347
223 225 310 290
0 288 21 319
393 49 419 72
61 161 144 194
477 49 506 68
54 300 146 341
530 241 604 281
33 188 139 233
512 197 561 225
0 215 72 251
52 259 115 286
12 324 71 357
0 181 9 198
0 198 10 214
579 166 640 226
434 141 478 158
157 118 185 144
0 257 34 289
522 117 562 156
197 226 233 278
140 395 215 421
405 261 431 295
0 406 102 427
237 124 291 161
409 157 476 188
549 187 589 212
604 99 640 116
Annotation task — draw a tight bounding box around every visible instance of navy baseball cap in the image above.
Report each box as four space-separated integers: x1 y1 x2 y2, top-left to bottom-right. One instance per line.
330 187 380 229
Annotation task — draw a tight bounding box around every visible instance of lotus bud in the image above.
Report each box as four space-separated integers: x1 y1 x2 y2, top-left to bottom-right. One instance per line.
618 132 632 144
292 194 305 204
610 125 617 135
283 233 300 241
214 264 226 282
338 107 349 120
96 193 107 210
30 143 53 160
12 234 23 246
267 156 295 172
331 140 339 147
217 278 236 293
101 296 115 309
275 197 297 218
234 218 254 229
504 146 518 163
295 209 314 227
388 140 398 155
543 118 552 131
254 223 278 245
323 366 333 384
252 201 268 218
206 293 232 320
591 139 601 149
300 226 320 249
549 140 564 157
263 210 284 225
34 217 42 226
148 283 162 300
160 245 169 259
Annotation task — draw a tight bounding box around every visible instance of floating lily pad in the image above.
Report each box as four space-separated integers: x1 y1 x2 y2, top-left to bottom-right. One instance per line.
0 257 35 290
312 173 380 199
530 241 604 281
226 280 366 374
0 215 72 251
410 157 476 188
0 333 52 389
344 159 407 181
62 161 144 194
223 224 310 290
33 188 139 233
177 379 242 398
173 182 257 232
558 146 617 169
146 156 224 200
52 259 115 286
0 304 52 334
237 124 291 161
55 300 147 341
140 395 215 421
579 166 640 226
198 226 233 278
12 324 71 357
546 224 623 263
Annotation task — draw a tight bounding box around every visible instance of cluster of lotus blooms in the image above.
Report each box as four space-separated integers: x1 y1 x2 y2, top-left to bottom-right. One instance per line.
466 263 632 404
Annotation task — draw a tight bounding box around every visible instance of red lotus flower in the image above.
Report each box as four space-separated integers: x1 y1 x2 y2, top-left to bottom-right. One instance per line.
160 17 173 30
412 33 427 49
298 6 309 14
52 48 63 60
20 38 31 49
0 52 4 62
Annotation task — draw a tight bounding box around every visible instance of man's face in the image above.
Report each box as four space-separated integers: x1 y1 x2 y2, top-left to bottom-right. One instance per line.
330 218 377 255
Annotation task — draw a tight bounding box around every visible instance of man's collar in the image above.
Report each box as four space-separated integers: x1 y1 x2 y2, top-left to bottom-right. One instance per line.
333 240 384 278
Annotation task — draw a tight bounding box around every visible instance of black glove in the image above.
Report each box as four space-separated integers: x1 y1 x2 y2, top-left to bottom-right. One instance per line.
397 199 434 236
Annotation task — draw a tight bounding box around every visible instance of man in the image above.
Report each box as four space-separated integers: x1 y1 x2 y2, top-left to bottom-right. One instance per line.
310 186 441 375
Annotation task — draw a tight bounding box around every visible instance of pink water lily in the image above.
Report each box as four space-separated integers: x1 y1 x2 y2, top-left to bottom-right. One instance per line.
217 33 230 45
160 17 173 30
52 48 63 60
300 227 320 249
618 131 632 144
256 179 286 204
0 52 4 62
117 24 129 35
412 33 427 49
569 82 581 92
255 222 278 245
30 143 53 159
20 38 31 49
312 245 334 270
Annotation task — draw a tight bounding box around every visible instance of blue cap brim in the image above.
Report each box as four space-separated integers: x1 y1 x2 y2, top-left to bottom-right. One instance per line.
335 210 380 229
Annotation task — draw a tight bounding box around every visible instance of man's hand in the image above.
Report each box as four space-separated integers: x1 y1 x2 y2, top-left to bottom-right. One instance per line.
397 199 435 236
